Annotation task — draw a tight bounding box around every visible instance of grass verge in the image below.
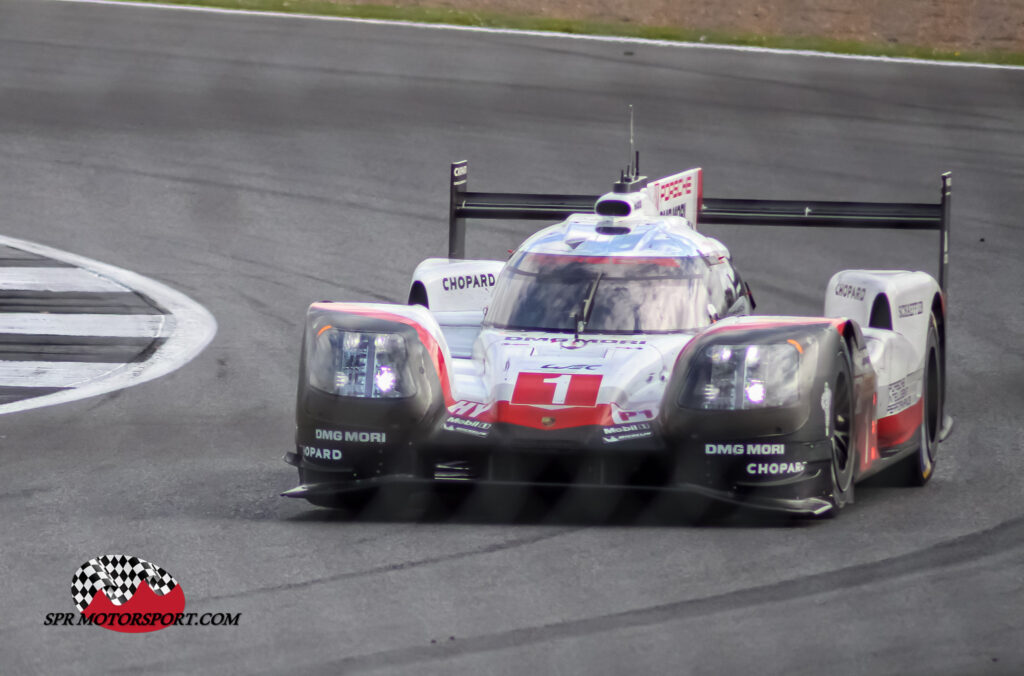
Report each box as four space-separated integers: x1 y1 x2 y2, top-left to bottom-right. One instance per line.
113 0 1024 67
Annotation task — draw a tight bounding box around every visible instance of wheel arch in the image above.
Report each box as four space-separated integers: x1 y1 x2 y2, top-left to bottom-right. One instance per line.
408 281 428 308
868 293 892 330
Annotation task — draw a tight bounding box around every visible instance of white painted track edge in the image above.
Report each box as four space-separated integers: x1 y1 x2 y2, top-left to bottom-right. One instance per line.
0 267 131 293
52 0 1024 71
0 234 217 415
0 314 168 338
0 362 130 388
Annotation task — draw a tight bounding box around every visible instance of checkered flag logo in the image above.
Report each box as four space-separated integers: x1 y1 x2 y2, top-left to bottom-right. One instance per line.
71 555 178 612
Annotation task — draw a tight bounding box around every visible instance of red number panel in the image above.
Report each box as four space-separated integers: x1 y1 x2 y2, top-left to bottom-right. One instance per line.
510 373 603 406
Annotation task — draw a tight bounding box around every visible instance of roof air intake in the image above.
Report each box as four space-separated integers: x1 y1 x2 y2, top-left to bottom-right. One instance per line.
595 199 633 217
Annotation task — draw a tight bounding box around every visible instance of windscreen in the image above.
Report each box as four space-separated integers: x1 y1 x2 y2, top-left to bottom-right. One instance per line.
484 253 713 334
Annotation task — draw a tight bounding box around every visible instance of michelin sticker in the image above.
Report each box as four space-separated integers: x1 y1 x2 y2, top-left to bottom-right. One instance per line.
602 422 654 444
443 417 492 438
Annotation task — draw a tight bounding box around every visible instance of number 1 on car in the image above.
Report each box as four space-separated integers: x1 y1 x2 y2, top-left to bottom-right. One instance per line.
511 373 602 406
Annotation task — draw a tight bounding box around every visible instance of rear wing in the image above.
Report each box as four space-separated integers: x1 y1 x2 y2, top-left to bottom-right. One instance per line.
447 160 952 294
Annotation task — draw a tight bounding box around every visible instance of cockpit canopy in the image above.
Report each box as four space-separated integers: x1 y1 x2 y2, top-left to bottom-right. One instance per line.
484 253 717 334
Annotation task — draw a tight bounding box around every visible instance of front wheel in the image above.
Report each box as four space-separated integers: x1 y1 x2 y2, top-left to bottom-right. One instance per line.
826 348 856 512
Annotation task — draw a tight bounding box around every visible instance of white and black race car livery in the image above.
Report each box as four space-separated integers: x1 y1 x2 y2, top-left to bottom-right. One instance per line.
283 159 953 517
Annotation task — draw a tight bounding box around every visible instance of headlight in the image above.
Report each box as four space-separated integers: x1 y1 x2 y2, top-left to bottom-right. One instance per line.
308 328 416 398
687 343 801 410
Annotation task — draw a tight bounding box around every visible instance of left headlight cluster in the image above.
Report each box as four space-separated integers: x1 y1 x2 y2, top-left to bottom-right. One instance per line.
682 342 801 410
308 328 416 398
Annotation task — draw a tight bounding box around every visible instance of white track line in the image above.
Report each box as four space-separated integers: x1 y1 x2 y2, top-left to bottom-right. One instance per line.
0 235 217 415
0 313 168 338
0 268 129 293
54 0 1024 72
0 362 128 388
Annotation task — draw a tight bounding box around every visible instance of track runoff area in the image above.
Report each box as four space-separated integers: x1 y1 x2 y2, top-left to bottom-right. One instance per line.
56 0 1024 72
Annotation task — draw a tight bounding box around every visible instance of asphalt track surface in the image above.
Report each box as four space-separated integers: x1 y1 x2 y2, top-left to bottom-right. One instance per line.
2 1 1023 674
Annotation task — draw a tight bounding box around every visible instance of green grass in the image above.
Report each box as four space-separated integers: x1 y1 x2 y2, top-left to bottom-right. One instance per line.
127 0 1024 67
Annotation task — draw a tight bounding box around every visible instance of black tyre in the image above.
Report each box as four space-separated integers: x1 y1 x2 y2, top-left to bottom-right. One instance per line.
826 347 856 511
893 313 942 486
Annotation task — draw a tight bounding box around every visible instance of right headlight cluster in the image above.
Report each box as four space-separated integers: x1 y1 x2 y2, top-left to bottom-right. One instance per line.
308 328 416 398
683 342 802 410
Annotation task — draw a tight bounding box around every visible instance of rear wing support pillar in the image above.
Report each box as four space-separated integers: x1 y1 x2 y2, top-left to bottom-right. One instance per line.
448 160 469 260
447 161 599 260
939 172 951 295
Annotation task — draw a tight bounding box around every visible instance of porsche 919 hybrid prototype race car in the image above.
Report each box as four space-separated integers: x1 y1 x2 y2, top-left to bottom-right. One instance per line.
283 158 954 517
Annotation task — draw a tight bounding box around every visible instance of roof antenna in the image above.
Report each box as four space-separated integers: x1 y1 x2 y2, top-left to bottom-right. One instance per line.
613 105 646 193
628 104 635 178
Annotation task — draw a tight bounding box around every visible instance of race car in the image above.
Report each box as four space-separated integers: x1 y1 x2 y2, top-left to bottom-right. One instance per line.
282 157 953 517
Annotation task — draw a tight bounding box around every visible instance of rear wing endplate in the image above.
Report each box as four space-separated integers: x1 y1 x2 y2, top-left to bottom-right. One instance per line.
448 161 951 294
